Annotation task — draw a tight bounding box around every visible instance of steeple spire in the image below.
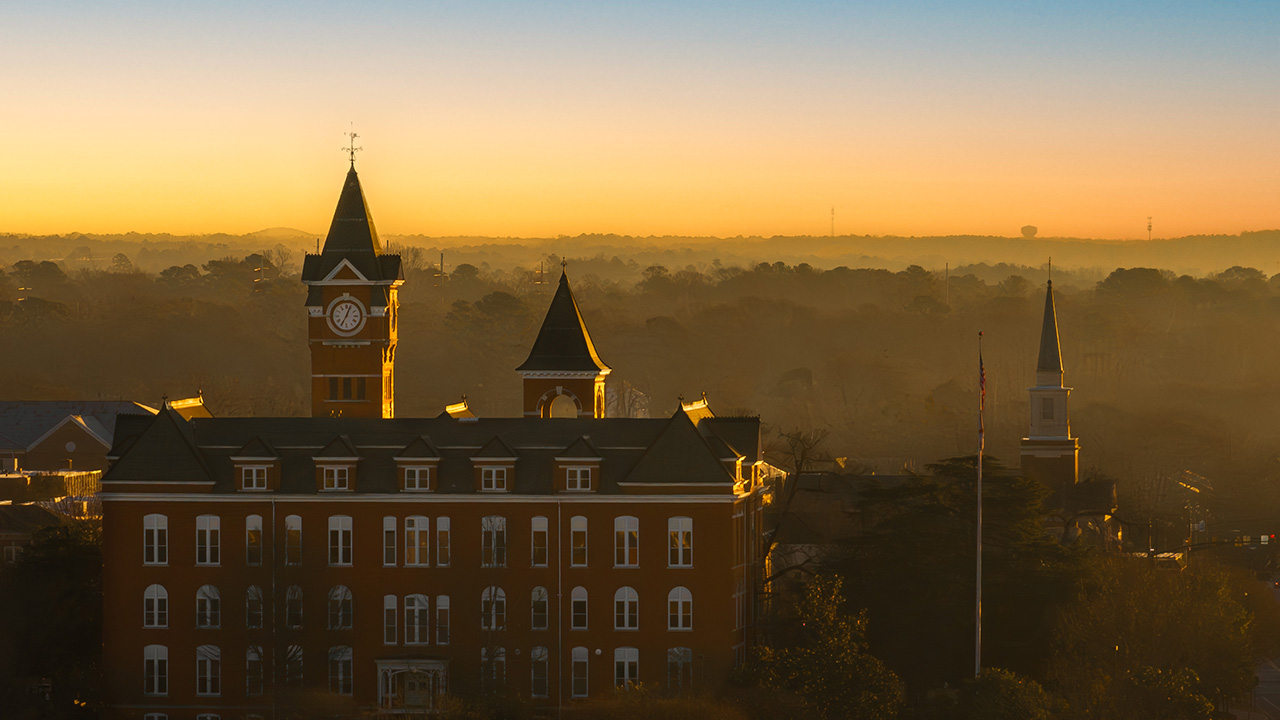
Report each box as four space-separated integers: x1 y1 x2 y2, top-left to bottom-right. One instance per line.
1036 280 1063 384
517 270 611 374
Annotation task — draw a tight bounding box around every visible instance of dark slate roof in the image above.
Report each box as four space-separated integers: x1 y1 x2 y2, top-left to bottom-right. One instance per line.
396 436 440 460
700 417 762 462
474 436 518 460
516 272 610 373
1037 281 1064 375
104 411 756 495
234 436 277 459
0 503 64 534
558 435 600 459
300 167 402 289
315 435 359 459
0 401 156 449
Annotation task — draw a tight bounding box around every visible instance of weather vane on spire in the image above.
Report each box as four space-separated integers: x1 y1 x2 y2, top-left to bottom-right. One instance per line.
343 124 362 167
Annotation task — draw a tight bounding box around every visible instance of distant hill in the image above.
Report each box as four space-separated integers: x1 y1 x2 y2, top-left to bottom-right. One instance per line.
247 227 317 241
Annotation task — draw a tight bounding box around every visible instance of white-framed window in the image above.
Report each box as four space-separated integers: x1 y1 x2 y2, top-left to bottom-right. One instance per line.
481 515 507 567
481 586 506 631
667 647 694 695
246 585 264 629
571 646 588 697
436 517 451 566
531 586 549 630
196 585 221 628
571 515 588 567
4 545 22 564
285 515 302 565
328 585 353 629
286 585 303 629
405 466 431 491
143 584 167 628
143 514 168 565
405 594 430 644
668 517 693 567
614 516 639 567
571 586 588 630
480 647 507 692
383 516 396 566
405 516 429 566
328 515 353 566
383 595 397 644
323 465 350 491
436 595 450 645
531 646 550 698
614 587 639 630
567 466 591 490
285 644 303 686
144 644 168 695
668 587 692 630
481 466 507 491
614 647 639 689
196 644 220 696
531 516 548 566
241 466 267 490
245 514 263 566
329 646 353 695
246 646 264 696
196 515 220 566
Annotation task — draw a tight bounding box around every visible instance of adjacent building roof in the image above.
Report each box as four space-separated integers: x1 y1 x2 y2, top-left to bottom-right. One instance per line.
0 401 157 450
0 503 64 535
516 271 611 374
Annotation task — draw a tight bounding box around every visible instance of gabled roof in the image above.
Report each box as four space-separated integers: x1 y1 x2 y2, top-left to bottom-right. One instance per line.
314 435 359 460
396 435 441 460
517 271 610 374
1037 280 1064 375
233 436 277 459
0 503 64 534
300 167 402 288
625 409 734 484
473 436 517 460
103 405 210 483
557 435 601 460
0 401 156 449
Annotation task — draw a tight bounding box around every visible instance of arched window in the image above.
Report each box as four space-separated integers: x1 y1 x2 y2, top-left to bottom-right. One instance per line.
667 647 694 694
328 515 352 566
405 516 429 566
143 644 168 695
405 594 429 644
570 516 588 566
196 515 220 566
245 515 263 566
549 393 578 418
614 587 639 630
285 585 303 629
481 586 506 631
571 646 588 697
531 646 550 697
285 515 302 565
614 516 639 567
571 586 588 630
614 647 638 689
196 585 221 628
246 585 264 629
284 644 303 686
143 584 168 628
531 586 549 630
143 514 167 565
246 646 264 696
668 587 692 630
328 586 353 629
195 644 221 696
480 646 507 691
329 646 353 695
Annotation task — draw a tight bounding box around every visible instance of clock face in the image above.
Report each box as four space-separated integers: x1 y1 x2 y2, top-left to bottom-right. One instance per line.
328 299 364 334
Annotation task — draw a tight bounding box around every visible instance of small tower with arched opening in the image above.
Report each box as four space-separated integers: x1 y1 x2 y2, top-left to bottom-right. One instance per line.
517 270 611 418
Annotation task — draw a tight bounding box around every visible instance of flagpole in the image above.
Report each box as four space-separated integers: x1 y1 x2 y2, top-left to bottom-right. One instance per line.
976 331 984 678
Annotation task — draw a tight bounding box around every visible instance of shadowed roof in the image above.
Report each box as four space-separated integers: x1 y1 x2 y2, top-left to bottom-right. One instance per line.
301 167 402 289
517 271 610 374
1037 281 1063 374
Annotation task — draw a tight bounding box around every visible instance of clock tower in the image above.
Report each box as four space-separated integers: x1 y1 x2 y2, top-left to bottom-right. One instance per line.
301 163 403 418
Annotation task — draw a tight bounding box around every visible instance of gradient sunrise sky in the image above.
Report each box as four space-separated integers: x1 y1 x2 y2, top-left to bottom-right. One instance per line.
4 1 1278 239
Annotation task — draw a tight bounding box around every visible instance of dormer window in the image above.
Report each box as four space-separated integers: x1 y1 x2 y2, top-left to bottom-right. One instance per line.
481 467 507 492
242 466 268 491
405 467 431 491
567 467 591 491
323 466 351 491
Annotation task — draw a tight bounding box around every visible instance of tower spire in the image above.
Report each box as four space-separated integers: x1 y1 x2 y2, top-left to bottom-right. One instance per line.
1036 279 1063 384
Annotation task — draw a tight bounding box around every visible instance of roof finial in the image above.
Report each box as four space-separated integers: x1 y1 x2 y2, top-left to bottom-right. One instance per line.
343 123 362 168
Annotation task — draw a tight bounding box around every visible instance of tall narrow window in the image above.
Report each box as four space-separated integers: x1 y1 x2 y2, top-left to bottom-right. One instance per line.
328 586 354 629
614 647 638 689
436 517 451 566
667 647 693 695
668 517 693 567
531 586 549 630
481 647 507 692
405 594 429 644
196 515 220 566
143 514 168 565
383 595 397 645
143 584 168 628
481 586 506 631
571 516 588 567
566 466 591 491
144 645 168 695
571 586 588 630
668 587 692 630
436 595 450 645
329 646 353 695
571 646 588 697
286 585 303 629
531 516 548 566
531 646 550 698
245 515 263 566
196 585 221 628
481 467 507 491
285 644 303 686
614 587 639 630
246 585 264 629
328 515 353 566
383 516 396 566
405 516 429 566
614 516 639 567
481 516 507 567
196 645 221 696
246 646 264 696
242 466 267 490
285 515 302 565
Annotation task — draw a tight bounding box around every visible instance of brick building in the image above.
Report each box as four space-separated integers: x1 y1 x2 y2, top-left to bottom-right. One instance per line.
100 164 774 719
